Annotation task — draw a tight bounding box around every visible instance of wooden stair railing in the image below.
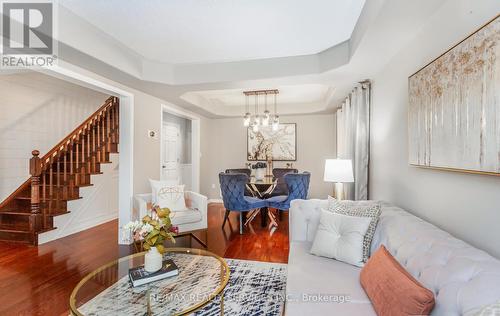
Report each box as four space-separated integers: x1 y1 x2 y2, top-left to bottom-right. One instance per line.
0 96 119 245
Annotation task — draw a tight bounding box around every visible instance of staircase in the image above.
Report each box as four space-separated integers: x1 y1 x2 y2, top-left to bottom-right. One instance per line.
0 96 119 245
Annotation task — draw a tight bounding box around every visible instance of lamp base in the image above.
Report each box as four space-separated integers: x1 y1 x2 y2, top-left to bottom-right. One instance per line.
333 182 345 200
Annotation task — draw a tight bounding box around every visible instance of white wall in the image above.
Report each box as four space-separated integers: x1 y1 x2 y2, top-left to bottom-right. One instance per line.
0 72 108 201
202 114 336 199
370 0 500 258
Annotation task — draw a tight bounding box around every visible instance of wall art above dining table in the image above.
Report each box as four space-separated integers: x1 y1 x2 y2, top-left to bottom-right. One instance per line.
247 123 296 161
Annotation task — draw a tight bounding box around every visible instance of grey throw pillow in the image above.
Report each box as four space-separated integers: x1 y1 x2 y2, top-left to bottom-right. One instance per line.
328 196 381 263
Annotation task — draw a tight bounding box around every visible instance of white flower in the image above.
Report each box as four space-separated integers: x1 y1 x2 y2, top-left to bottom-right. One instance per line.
123 220 143 232
142 223 154 233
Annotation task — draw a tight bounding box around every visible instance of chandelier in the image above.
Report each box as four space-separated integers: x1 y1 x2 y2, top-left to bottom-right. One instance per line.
243 89 279 132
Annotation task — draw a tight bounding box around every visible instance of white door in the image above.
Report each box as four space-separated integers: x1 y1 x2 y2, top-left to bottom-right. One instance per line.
161 124 181 183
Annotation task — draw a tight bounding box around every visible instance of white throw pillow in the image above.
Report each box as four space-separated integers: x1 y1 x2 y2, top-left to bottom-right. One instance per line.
327 196 381 263
310 209 372 267
157 184 186 212
149 179 178 204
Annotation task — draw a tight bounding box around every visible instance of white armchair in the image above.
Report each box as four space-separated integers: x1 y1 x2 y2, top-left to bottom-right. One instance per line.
134 191 208 235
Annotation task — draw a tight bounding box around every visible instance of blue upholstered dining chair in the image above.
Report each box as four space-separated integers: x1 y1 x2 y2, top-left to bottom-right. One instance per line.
219 173 267 234
225 168 253 196
267 172 311 213
225 168 251 177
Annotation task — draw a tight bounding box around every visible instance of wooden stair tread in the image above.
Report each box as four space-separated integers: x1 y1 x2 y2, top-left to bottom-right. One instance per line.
0 210 32 216
49 211 70 216
16 196 82 201
38 227 57 234
0 223 30 233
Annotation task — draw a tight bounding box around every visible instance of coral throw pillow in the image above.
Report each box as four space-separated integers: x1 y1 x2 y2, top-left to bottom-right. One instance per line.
360 246 435 316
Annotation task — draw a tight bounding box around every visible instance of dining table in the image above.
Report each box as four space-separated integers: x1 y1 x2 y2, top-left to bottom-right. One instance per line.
247 176 277 227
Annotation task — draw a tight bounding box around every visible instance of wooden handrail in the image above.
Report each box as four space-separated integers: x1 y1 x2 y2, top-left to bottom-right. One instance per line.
39 96 116 169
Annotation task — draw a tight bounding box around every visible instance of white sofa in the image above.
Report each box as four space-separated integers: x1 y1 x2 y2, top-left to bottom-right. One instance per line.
286 199 500 315
134 191 208 234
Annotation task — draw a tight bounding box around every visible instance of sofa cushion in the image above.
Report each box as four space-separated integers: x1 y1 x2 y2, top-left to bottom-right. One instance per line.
361 245 435 315
286 241 376 316
310 210 372 267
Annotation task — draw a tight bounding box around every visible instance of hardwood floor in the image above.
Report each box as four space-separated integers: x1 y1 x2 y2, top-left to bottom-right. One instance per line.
0 203 289 316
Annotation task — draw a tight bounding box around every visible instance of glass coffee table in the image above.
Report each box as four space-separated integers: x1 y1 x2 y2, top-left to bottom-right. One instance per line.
70 248 230 316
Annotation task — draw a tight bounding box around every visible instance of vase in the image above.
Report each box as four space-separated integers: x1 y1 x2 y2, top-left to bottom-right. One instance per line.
255 168 265 181
144 247 163 273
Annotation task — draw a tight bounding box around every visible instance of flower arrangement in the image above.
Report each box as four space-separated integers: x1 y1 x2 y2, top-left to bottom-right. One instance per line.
124 205 178 254
251 162 267 169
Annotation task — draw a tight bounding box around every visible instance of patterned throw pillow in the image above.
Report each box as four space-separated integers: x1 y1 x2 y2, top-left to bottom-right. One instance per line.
149 179 178 204
328 196 381 263
157 184 186 212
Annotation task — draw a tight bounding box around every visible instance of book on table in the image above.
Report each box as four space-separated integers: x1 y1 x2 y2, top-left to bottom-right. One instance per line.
129 259 179 287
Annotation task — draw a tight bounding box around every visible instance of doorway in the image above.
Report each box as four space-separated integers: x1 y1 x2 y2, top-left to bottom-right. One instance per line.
161 122 182 184
161 105 200 192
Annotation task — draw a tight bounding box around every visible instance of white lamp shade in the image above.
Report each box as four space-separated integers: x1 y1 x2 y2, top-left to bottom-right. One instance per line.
324 159 354 183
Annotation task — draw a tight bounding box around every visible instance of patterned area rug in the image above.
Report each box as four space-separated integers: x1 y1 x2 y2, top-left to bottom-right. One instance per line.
195 259 287 316
80 257 287 316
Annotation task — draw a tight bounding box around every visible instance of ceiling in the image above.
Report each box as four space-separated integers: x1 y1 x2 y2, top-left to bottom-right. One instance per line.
181 84 335 116
59 0 365 64
40 0 456 118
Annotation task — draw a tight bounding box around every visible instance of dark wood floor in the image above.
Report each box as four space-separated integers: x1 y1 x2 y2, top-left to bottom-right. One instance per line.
0 203 289 316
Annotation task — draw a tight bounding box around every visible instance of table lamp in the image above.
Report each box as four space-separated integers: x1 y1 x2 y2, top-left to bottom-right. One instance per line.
323 159 354 200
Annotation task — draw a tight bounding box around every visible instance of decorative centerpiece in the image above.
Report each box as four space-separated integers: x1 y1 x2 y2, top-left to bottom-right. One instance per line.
124 205 178 273
252 162 267 181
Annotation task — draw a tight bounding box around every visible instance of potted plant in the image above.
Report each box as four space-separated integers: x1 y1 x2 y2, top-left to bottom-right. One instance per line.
252 162 267 181
123 205 178 273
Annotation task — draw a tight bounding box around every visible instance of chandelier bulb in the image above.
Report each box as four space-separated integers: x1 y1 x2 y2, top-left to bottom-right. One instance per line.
243 112 251 127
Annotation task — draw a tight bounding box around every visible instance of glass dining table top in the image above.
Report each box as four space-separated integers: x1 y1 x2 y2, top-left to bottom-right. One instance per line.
70 247 230 316
248 176 276 185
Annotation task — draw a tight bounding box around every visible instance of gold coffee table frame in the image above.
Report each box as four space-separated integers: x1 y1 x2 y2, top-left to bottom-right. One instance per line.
69 247 230 316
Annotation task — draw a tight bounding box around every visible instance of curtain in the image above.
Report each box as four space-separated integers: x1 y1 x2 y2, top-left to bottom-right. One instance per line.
336 81 371 200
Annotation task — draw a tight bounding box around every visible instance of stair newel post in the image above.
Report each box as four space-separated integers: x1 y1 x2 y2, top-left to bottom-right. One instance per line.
30 150 42 214
29 150 43 242
75 136 80 186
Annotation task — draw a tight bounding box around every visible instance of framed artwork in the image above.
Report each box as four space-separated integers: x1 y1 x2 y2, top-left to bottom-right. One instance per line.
408 15 500 175
247 123 296 161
